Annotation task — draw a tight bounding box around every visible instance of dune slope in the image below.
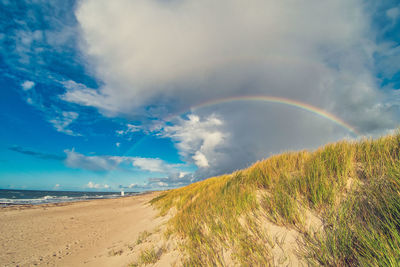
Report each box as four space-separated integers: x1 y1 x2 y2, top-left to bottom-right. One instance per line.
151 131 400 266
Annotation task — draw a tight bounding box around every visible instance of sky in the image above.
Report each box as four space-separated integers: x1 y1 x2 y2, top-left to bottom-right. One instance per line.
0 0 400 192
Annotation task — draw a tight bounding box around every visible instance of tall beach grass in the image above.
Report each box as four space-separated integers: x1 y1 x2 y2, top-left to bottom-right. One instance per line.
151 131 400 265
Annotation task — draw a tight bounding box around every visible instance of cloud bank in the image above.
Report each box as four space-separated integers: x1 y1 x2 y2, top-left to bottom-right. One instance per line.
64 0 400 181
64 149 182 174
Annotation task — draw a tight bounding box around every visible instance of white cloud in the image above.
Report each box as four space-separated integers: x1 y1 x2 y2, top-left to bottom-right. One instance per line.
132 157 171 173
87 181 110 189
157 182 168 187
87 181 97 188
70 0 398 134
49 111 79 136
21 80 35 91
192 151 209 168
128 183 138 188
71 0 397 131
60 80 124 116
65 150 190 187
68 0 400 179
65 149 119 171
64 149 181 174
120 179 183 190
116 124 142 139
126 124 141 133
146 172 196 188
161 114 227 169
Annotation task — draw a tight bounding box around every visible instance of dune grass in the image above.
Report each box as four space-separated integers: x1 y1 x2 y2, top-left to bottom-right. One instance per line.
152 173 271 265
139 247 159 265
151 131 400 265
304 165 400 266
130 246 160 266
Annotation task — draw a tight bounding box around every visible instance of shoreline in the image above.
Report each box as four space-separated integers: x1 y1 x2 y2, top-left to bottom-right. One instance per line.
0 190 160 209
0 191 168 266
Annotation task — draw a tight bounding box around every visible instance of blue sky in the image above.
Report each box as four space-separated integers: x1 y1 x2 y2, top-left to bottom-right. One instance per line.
1 0 399 191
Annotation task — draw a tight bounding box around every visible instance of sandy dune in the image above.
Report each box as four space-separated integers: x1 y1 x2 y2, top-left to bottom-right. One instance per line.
0 192 168 267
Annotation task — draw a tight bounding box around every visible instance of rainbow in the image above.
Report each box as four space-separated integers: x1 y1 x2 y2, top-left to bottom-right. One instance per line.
183 95 359 136
121 95 358 158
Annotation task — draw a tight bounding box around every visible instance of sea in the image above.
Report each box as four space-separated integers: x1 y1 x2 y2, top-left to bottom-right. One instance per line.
0 189 139 206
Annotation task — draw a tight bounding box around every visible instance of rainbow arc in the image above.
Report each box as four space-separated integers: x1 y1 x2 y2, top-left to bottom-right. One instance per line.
186 95 359 136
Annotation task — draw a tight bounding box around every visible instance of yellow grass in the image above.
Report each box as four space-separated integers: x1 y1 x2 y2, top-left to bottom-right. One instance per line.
151 131 400 265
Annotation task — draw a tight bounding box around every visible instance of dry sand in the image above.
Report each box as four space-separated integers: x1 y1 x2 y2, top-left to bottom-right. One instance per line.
0 192 170 267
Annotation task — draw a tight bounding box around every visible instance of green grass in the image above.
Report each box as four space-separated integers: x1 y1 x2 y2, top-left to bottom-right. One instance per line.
304 166 400 266
151 131 400 265
138 247 160 265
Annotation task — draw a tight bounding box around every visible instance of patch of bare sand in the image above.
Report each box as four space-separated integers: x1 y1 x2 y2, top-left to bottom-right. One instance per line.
0 192 175 267
253 190 323 266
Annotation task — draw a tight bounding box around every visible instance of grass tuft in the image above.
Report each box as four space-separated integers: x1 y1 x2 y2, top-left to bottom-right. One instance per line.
138 246 160 265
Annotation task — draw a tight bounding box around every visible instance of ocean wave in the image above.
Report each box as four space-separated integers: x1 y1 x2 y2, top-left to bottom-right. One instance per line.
0 194 122 205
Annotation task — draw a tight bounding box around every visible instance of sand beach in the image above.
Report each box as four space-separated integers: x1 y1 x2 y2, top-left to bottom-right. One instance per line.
0 192 169 267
